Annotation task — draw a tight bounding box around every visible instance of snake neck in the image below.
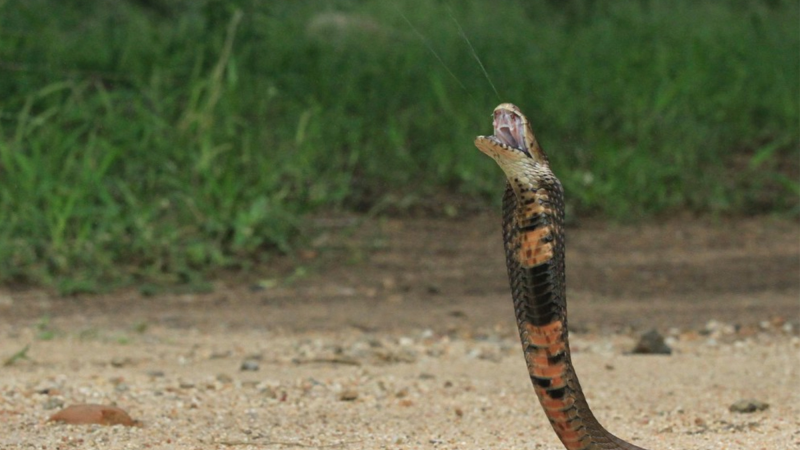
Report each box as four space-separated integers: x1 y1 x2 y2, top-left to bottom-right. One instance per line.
502 182 647 450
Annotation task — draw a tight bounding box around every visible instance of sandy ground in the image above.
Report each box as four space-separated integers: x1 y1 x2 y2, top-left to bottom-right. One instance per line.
1 215 798 449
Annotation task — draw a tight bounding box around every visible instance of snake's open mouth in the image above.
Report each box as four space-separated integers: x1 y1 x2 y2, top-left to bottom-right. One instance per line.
475 103 545 167
492 108 530 157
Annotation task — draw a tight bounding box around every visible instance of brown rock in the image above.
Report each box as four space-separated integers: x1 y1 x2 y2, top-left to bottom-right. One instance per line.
49 404 138 426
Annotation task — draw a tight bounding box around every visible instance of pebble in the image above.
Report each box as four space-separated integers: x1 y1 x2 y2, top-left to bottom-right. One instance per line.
216 373 233 384
632 329 672 355
42 398 64 410
397 337 413 347
209 350 232 359
729 399 769 413
703 319 736 336
240 360 260 371
339 389 358 401
0 316 794 449
110 357 133 368
260 386 278 398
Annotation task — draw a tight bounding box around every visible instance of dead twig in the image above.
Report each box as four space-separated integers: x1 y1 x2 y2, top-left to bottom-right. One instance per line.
214 439 361 448
291 357 361 366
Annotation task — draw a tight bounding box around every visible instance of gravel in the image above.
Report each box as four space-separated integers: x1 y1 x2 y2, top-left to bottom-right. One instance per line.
1 318 798 449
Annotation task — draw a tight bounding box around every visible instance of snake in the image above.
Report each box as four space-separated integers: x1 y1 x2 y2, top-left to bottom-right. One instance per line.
475 103 648 450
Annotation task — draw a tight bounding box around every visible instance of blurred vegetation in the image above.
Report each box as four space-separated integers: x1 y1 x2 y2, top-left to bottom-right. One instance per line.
0 0 797 290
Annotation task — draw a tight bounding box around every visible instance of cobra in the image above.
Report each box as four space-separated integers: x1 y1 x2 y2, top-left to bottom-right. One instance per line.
475 103 648 450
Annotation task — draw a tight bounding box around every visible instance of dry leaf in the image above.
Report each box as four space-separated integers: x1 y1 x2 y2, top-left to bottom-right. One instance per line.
49 404 138 426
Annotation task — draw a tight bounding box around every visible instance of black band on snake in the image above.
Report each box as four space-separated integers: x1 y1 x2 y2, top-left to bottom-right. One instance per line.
475 103 648 450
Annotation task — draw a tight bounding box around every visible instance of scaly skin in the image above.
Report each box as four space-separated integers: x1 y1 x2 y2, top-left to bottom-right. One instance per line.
475 104 648 450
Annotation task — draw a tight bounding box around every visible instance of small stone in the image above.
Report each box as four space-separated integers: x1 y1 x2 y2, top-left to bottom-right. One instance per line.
339 389 358 401
375 348 418 364
147 370 165 378
694 417 707 427
704 319 721 333
680 330 701 341
483 350 502 362
632 329 672 355
210 350 232 359
736 325 759 338
216 373 233 384
110 357 133 368
43 398 64 410
260 386 278 398
729 399 769 413
398 336 414 346
240 360 260 371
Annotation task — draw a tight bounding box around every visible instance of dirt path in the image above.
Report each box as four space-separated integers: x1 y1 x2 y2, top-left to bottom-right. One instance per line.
1 216 798 449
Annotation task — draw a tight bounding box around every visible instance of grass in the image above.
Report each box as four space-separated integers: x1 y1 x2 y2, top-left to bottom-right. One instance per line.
0 0 797 290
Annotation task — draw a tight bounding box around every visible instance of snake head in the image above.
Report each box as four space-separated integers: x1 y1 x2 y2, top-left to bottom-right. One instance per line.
474 103 549 175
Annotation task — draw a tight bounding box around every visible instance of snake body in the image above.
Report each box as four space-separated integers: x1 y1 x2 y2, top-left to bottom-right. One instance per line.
475 104 648 450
